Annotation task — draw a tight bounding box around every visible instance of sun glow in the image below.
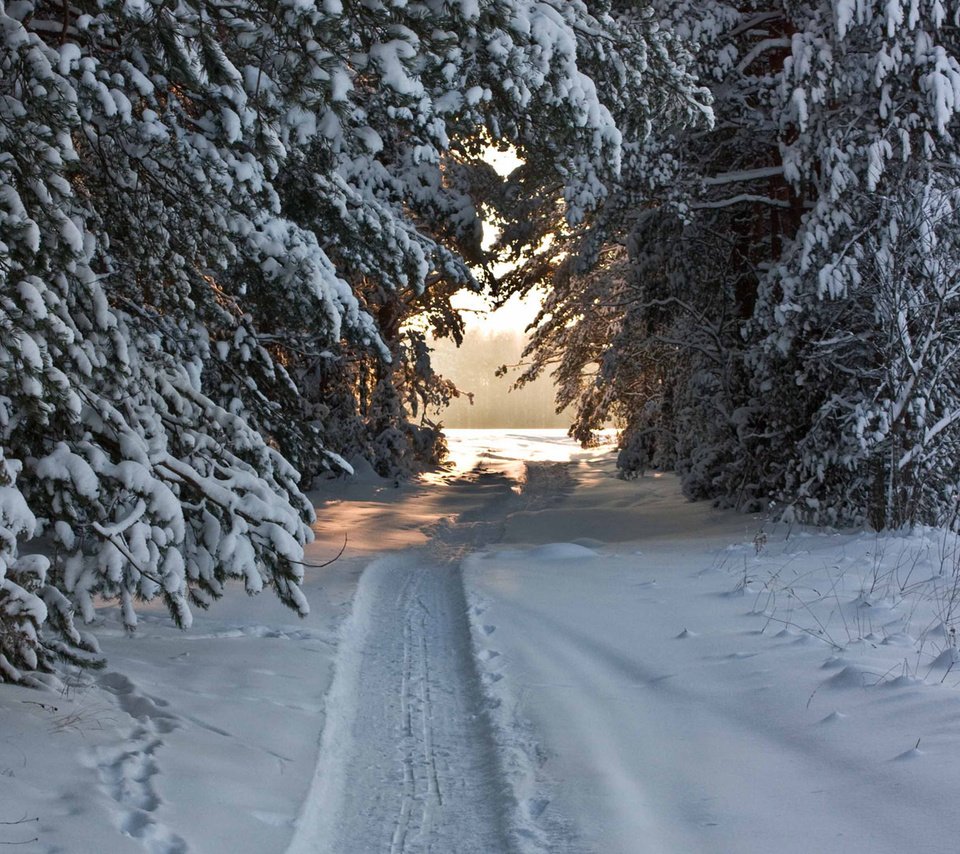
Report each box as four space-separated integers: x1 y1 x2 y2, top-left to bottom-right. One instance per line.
426 143 568 428
484 144 523 178
449 288 544 335
449 144 545 335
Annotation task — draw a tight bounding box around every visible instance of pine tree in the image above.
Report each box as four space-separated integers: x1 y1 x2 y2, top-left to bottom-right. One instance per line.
750 0 960 526
513 0 960 529
2 0 701 679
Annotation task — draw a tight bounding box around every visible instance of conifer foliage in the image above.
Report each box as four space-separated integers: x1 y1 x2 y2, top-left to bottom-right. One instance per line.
0 0 695 681
511 0 960 532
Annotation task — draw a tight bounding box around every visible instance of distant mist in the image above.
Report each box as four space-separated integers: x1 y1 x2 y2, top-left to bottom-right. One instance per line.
429 329 570 429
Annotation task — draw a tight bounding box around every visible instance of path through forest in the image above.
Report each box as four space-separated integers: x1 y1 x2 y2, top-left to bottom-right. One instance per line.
8 432 960 853
288 552 509 854
286 457 575 854
289 431 960 854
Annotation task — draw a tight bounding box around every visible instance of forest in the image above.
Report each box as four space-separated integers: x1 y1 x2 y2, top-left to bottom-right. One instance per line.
2 0 960 683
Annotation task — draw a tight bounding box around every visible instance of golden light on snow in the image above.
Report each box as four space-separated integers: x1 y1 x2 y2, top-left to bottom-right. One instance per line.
421 428 613 485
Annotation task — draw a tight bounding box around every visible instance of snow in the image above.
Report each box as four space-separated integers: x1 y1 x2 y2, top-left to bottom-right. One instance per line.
5 430 960 851
286 552 510 854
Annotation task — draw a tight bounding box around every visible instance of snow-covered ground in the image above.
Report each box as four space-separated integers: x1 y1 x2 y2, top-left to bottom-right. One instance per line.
5 430 960 852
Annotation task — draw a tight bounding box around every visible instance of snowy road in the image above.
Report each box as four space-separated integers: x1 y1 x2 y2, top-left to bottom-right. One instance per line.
288 458 574 854
287 553 510 854
10 431 960 853
293 431 960 854
289 474 515 854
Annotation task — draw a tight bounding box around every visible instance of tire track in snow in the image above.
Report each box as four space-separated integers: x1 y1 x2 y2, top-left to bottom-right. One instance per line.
286 463 575 854
287 554 510 854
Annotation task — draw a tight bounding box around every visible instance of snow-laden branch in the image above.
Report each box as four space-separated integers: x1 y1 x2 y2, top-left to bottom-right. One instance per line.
690 194 791 210
702 166 785 186
736 39 791 74
899 407 960 470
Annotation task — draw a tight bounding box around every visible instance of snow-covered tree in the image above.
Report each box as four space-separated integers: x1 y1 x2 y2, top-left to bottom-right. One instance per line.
747 0 960 526
503 0 762 483
277 0 713 476
2 0 701 679
0 0 355 681
513 0 960 530
489 0 711 300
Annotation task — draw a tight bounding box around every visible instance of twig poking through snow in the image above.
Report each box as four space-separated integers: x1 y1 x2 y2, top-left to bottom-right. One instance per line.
0 816 39 847
290 534 349 569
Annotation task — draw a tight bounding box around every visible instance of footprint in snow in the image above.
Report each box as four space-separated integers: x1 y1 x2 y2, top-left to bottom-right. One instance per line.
98 672 177 734
92 672 188 853
527 798 550 819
